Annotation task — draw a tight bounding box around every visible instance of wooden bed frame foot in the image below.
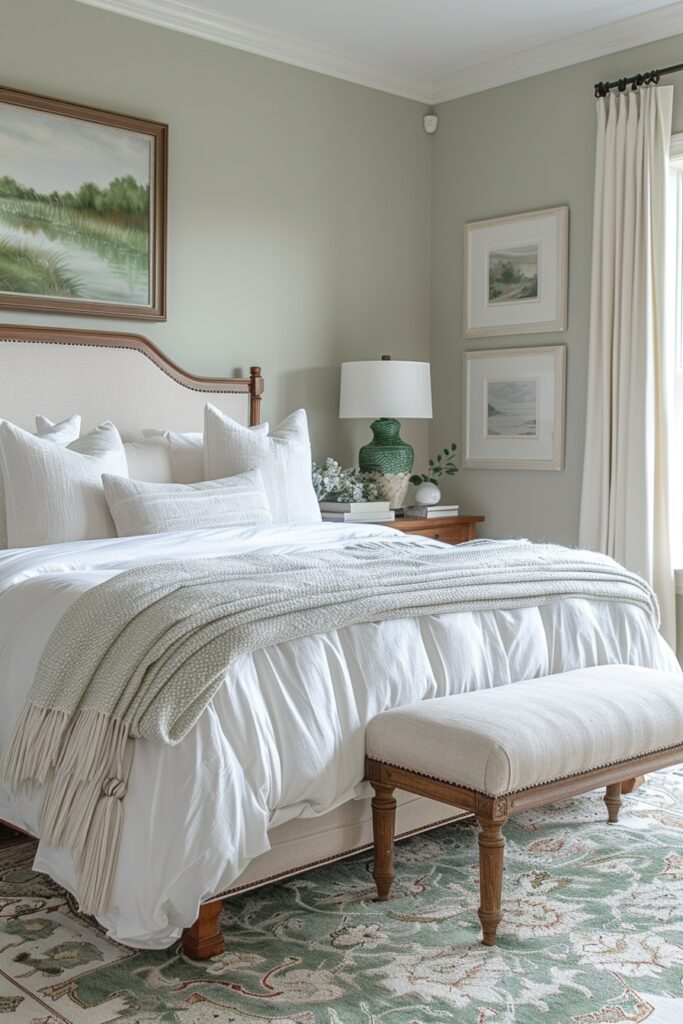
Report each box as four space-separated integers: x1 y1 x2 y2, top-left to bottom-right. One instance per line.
182 899 224 959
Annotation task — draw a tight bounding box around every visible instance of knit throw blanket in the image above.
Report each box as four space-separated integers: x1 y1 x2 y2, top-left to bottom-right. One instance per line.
1 538 658 915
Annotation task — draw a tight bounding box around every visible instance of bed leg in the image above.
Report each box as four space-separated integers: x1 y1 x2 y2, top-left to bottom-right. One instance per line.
182 899 224 959
621 775 645 795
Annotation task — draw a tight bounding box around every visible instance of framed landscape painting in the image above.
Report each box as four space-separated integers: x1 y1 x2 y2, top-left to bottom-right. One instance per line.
463 345 566 470
464 206 568 337
0 86 167 319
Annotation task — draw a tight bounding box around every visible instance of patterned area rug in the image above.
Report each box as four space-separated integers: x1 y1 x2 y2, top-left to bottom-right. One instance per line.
2 770 683 1023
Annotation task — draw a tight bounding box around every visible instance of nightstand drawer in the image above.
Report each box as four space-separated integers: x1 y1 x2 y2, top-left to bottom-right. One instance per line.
415 523 472 544
388 514 484 544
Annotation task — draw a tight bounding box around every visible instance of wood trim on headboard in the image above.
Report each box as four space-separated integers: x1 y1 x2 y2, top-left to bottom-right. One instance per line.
249 366 264 427
0 324 264 426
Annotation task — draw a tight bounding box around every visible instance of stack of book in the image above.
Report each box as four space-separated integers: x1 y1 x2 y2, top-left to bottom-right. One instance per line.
403 503 460 519
320 501 395 523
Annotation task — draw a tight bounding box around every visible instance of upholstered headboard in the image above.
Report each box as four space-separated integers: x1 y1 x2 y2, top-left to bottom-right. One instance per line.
0 324 263 437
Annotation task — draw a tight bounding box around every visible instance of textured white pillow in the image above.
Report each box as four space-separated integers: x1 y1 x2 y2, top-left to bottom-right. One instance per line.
124 437 175 483
0 421 128 548
204 405 320 524
0 415 81 549
143 423 269 484
102 469 272 537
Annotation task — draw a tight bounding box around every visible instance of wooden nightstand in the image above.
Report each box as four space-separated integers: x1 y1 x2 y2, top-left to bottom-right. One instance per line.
386 514 484 545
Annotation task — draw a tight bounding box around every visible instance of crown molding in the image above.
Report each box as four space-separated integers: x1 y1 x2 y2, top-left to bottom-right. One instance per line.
432 1 683 103
71 0 433 102
73 0 683 106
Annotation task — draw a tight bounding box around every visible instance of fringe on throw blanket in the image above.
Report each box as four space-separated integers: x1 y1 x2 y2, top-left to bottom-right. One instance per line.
3 707 132 914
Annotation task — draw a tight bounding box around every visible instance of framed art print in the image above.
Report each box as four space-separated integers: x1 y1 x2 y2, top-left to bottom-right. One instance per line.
0 85 167 320
464 206 568 337
463 345 566 470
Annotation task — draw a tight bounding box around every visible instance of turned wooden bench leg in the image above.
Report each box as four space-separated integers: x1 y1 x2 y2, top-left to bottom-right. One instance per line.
182 899 224 959
476 815 507 946
621 775 645 795
604 782 622 823
371 782 397 901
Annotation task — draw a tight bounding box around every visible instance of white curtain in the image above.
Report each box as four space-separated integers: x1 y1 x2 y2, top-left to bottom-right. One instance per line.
579 86 675 645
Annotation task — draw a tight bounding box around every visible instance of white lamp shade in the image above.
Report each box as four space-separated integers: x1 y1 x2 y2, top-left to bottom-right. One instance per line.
339 360 432 419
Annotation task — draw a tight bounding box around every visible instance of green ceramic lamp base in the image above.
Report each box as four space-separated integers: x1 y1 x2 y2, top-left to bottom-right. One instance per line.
358 418 414 475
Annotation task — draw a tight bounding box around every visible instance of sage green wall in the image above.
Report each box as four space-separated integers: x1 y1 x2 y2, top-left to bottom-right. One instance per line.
431 36 683 544
0 0 431 466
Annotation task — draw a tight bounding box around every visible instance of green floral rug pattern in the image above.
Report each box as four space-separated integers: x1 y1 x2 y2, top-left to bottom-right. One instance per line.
2 769 683 1023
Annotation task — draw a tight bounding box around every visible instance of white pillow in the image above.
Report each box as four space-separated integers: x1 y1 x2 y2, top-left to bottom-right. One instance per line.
124 437 175 483
35 414 82 443
204 405 320 524
143 423 269 484
141 430 205 484
0 421 128 548
102 469 272 537
37 418 173 486
0 415 81 549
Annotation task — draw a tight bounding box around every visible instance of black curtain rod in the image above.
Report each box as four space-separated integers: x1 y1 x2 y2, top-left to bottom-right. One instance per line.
594 61 683 97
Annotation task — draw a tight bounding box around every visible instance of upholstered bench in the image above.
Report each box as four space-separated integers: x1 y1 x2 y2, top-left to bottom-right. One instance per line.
365 664 683 946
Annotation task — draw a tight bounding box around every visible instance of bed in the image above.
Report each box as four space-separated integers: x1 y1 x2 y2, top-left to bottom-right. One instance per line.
0 324 678 956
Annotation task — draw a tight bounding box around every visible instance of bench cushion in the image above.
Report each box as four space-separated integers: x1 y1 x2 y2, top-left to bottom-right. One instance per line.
366 665 683 797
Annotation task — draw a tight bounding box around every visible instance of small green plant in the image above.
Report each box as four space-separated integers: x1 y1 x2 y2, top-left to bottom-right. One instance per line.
410 442 458 486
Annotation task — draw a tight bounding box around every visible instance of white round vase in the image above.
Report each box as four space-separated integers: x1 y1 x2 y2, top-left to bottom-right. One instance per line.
414 481 441 506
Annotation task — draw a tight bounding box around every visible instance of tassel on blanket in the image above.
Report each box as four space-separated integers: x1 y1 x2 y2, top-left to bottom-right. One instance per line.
77 770 130 916
39 774 103 850
1 705 133 916
1 703 70 789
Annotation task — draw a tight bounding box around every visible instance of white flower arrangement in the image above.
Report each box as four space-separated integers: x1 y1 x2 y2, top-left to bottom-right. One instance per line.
312 458 382 503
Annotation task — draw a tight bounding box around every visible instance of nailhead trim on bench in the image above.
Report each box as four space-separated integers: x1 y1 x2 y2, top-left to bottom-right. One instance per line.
371 736 683 798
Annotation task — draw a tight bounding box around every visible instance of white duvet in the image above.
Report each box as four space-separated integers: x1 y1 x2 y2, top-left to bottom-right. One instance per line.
0 523 678 948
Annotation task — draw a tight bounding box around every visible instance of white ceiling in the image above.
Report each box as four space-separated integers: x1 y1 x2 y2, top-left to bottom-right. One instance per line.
75 0 683 102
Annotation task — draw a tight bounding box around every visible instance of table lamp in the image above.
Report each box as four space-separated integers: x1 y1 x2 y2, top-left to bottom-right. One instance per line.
339 356 433 474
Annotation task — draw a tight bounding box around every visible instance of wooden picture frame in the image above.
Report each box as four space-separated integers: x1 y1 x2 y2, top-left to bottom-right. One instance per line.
464 206 568 338
463 345 566 470
0 85 167 320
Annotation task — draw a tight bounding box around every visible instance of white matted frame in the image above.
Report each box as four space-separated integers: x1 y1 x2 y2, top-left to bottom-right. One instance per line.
464 206 569 338
463 345 566 470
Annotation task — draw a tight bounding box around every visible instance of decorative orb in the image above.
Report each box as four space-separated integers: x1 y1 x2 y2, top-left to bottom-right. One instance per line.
414 481 441 507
